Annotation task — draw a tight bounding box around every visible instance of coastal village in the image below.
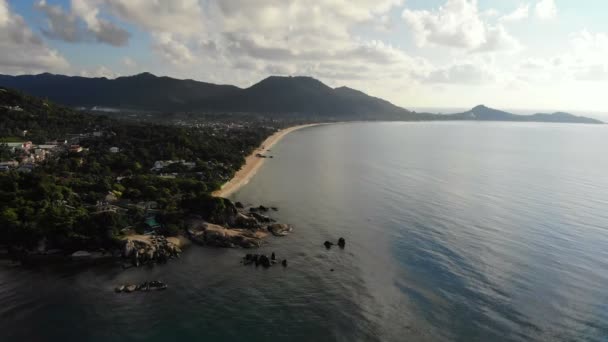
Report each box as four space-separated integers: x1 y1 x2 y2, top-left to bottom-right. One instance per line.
0 88 308 270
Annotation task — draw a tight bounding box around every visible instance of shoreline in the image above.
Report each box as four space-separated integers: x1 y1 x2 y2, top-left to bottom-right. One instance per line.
213 123 321 198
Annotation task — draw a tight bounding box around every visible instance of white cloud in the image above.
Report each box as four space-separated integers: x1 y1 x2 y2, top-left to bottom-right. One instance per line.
103 0 205 37
535 0 557 20
122 57 136 68
0 0 69 74
420 63 495 84
500 4 529 22
402 0 520 52
79 65 117 78
35 0 130 46
152 32 195 66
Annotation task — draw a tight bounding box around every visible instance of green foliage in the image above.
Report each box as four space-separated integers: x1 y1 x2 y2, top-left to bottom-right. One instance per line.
0 87 279 252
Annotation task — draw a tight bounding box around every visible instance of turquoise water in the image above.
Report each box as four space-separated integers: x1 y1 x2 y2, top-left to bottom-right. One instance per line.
1 121 608 341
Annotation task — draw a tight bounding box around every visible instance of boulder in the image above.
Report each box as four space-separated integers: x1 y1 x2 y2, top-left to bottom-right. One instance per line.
267 223 293 236
235 201 244 209
323 241 334 249
235 212 261 228
258 205 269 212
125 284 137 293
259 254 271 268
282 259 287 267
338 237 346 248
123 239 136 258
114 285 125 293
71 250 92 259
251 212 274 223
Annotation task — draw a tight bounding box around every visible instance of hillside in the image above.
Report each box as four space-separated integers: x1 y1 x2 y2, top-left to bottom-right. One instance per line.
0 73 602 124
447 105 602 124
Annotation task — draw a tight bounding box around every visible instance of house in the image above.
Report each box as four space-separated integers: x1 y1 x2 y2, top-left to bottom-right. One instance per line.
6 141 32 152
0 161 18 168
69 145 83 153
17 163 34 173
33 149 47 161
37 145 60 152
45 140 67 145
109 147 120 153
150 160 195 172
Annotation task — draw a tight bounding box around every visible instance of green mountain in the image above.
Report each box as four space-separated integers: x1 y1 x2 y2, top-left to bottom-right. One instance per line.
0 73 602 124
447 105 602 124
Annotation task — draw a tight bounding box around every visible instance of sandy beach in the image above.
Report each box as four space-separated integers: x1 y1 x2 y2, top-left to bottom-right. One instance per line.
213 123 320 198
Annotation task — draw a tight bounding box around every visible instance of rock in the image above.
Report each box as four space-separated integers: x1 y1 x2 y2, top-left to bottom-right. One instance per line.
71 250 92 259
271 252 276 261
235 201 244 209
115 285 125 293
282 259 287 267
258 205 269 212
235 212 261 228
249 207 258 213
251 212 274 223
338 237 346 248
125 284 137 293
323 241 333 249
271 207 278 211
267 223 293 236
259 254 271 268
330 269 334 272
123 239 136 258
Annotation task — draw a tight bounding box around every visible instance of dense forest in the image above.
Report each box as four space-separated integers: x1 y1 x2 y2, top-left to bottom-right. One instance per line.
0 87 280 252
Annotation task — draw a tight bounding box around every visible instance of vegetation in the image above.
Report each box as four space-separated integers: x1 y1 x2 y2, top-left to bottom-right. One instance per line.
0 87 280 252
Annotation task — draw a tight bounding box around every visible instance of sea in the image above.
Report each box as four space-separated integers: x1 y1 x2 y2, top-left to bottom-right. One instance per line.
1 121 607 341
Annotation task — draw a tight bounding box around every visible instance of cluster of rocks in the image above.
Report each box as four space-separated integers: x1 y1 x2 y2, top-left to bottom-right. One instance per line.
324 237 346 249
186 202 292 249
242 252 287 268
115 280 167 293
122 235 182 267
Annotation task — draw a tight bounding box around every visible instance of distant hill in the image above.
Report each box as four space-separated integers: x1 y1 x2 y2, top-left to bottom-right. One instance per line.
447 105 602 124
0 72 240 112
0 73 602 124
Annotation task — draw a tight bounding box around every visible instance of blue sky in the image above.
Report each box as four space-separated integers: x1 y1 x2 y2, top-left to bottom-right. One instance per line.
2 0 608 114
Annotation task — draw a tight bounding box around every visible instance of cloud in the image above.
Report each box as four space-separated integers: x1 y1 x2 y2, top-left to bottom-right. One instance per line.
152 33 195 66
79 65 117 78
0 0 69 74
402 0 520 52
535 0 557 20
35 0 129 46
122 56 136 68
102 0 205 37
500 4 529 22
421 63 495 84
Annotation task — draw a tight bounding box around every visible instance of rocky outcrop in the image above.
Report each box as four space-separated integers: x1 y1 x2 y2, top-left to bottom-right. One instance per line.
122 235 182 267
250 212 274 223
188 221 267 248
235 212 262 228
243 253 284 268
267 223 293 236
116 281 167 294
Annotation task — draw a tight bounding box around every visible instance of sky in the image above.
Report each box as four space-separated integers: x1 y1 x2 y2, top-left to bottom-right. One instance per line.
2 0 608 114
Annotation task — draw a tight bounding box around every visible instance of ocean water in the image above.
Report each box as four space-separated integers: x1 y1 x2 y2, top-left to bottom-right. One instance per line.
1 121 608 341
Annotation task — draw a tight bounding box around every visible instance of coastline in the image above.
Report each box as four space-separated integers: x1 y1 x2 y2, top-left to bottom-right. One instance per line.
213 123 321 198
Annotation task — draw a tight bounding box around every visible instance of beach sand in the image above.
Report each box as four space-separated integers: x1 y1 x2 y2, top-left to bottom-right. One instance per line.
213 123 320 198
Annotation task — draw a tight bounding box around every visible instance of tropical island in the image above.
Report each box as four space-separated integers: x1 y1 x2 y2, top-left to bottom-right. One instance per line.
0 87 301 267
0 73 603 267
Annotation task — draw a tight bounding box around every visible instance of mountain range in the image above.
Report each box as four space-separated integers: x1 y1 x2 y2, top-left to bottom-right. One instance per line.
0 72 602 124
